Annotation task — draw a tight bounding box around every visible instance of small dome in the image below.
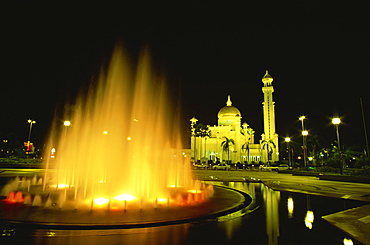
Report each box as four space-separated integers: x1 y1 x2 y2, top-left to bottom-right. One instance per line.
262 70 273 84
218 96 241 118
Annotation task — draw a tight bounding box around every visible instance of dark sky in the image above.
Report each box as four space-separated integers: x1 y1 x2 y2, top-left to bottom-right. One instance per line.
1 2 370 150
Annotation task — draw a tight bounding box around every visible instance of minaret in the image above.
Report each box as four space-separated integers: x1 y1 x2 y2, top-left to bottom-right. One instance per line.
261 70 279 163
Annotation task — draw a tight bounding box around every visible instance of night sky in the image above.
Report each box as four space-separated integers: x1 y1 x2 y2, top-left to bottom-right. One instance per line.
1 2 370 150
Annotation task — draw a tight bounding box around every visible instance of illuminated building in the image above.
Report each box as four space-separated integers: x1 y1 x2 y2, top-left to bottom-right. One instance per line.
190 71 279 164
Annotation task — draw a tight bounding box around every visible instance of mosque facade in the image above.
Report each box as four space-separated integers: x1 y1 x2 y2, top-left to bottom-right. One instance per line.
190 71 279 165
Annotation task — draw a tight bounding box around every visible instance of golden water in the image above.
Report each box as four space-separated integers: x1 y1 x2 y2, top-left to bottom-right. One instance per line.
42 46 198 208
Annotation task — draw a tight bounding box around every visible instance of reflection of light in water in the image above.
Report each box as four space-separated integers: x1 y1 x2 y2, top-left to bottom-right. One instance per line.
287 197 294 218
262 185 280 245
343 238 353 245
304 210 314 229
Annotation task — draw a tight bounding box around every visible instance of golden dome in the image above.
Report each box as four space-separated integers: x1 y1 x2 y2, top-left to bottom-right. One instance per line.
218 96 241 118
262 70 273 85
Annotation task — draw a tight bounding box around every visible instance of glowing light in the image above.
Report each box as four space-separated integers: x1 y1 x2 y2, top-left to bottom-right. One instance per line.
114 194 135 201
187 189 202 194
304 210 314 229
94 198 109 205
157 198 167 203
299 116 306 121
63 121 71 126
343 238 353 245
332 118 341 125
287 197 294 218
127 137 132 141
285 137 291 142
57 184 69 188
103 131 108 135
302 130 308 136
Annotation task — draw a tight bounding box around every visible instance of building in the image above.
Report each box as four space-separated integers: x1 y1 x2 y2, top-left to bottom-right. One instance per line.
190 71 279 165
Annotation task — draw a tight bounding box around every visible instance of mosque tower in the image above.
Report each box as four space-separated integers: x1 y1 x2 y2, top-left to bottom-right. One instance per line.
261 70 279 163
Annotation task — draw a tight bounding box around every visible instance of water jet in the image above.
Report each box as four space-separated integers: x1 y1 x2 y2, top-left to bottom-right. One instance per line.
0 46 247 228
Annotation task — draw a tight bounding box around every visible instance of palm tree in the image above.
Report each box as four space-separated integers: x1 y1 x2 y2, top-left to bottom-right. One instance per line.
306 133 321 166
261 139 276 165
221 137 235 163
241 138 251 163
193 123 211 158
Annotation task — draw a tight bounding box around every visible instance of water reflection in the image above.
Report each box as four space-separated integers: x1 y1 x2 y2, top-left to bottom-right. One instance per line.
262 184 280 245
287 197 294 218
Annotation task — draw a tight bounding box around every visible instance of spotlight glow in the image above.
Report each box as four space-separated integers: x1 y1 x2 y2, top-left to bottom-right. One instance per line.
187 189 201 194
57 184 69 188
114 194 135 201
94 198 109 205
157 198 167 203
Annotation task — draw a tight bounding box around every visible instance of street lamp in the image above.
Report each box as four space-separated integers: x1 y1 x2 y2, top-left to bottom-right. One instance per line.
64 120 71 136
302 130 308 169
27 119 36 142
332 118 343 173
299 116 307 169
63 120 71 127
285 137 292 167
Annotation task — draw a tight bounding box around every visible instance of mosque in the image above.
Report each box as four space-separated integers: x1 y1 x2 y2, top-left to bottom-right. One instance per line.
190 71 279 165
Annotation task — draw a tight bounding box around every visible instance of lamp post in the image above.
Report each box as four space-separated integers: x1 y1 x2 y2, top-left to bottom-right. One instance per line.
299 116 307 169
332 118 341 152
27 119 36 142
64 120 71 136
285 137 292 168
302 130 308 169
332 118 343 174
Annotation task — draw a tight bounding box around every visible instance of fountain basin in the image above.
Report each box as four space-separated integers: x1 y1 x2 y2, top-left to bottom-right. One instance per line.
0 186 250 229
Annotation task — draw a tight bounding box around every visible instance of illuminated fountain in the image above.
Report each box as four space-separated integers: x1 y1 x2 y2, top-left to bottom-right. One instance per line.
0 46 247 228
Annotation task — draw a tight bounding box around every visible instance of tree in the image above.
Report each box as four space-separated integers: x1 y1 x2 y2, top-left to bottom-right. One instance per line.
241 138 251 163
221 137 235 163
261 139 276 165
192 123 211 159
306 132 321 166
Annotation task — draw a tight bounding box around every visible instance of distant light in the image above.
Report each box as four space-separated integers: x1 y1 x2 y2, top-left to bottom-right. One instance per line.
63 120 71 126
133 119 139 122
332 118 341 125
302 130 308 136
127 137 132 140
94 198 109 205
299 116 306 121
57 184 69 188
308 157 313 161
103 131 108 135
285 137 291 142
157 198 167 203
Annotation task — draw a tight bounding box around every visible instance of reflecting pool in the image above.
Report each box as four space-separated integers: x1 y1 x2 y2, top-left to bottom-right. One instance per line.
1 182 367 245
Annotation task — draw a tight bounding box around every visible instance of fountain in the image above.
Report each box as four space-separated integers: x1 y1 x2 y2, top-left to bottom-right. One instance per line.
0 46 248 228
